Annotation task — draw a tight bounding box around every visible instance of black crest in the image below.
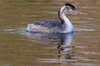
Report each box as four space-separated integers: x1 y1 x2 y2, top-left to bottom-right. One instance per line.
65 3 76 10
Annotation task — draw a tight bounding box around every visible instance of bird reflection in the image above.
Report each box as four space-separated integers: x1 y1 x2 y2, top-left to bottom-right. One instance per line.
56 33 75 65
57 33 74 58
23 32 74 65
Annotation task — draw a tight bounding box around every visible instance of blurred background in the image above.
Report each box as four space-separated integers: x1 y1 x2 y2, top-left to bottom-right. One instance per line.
0 0 100 66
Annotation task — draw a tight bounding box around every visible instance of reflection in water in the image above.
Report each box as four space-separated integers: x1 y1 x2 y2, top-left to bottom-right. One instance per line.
57 33 75 66
23 32 74 65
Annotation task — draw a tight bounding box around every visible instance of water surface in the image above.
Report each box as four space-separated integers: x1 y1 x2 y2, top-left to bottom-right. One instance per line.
0 0 100 66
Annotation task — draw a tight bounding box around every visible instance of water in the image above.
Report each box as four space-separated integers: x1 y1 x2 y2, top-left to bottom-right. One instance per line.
0 0 100 66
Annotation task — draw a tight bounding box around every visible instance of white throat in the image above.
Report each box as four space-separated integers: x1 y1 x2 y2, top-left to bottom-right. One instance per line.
63 13 74 33
59 7 74 33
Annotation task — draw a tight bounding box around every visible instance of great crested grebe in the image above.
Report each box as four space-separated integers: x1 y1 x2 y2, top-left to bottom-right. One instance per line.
26 3 81 33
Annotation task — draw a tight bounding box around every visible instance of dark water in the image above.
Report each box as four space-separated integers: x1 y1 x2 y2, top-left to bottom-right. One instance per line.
0 0 100 66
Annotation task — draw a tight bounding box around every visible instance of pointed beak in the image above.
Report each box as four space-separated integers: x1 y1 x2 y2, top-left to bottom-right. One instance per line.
74 10 83 14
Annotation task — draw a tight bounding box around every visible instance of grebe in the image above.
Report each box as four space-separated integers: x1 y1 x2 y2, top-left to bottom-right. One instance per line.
26 3 80 33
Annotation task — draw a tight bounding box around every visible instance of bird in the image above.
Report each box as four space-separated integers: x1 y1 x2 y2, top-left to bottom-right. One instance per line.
26 3 81 33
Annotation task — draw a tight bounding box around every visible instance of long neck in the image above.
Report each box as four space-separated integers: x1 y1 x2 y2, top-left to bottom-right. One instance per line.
58 7 71 24
58 7 74 32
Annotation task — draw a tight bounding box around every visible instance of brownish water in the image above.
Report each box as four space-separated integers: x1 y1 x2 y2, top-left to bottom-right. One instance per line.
0 0 100 66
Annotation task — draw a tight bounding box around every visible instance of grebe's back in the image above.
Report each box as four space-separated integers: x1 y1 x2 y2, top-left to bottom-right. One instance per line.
26 20 65 33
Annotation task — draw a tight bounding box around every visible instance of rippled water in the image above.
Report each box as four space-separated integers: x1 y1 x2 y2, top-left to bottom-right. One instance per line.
0 0 100 66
